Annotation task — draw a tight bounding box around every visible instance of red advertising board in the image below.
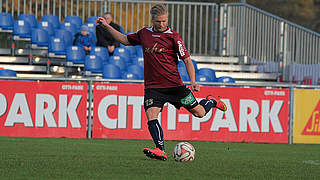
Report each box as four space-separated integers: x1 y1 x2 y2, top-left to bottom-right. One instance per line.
93 83 289 143
0 80 88 138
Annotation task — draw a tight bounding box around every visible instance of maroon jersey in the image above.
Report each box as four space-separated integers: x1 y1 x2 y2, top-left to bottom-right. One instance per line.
127 27 190 88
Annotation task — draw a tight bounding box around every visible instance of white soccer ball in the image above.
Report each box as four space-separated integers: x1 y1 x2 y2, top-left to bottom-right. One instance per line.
173 142 195 162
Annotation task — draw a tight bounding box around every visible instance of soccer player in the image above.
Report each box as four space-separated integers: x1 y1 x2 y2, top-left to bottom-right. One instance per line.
96 3 227 161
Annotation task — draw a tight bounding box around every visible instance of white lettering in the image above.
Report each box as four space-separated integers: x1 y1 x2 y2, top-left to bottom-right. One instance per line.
35 94 57 127
264 90 285 96
58 95 82 128
192 110 212 131
96 85 118 91
211 99 237 132
118 96 127 128
5 93 33 127
261 100 283 133
62 85 84 90
128 96 144 129
239 99 260 132
167 104 177 130
177 41 185 56
98 95 117 129
0 93 7 117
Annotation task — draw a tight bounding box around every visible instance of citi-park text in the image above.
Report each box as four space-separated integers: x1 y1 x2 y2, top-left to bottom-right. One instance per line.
93 83 289 143
0 81 88 138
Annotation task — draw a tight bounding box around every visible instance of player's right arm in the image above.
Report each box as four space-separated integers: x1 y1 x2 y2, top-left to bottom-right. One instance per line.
97 17 131 46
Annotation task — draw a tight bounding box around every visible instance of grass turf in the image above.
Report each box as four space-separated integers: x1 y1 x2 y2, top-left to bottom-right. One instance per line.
0 137 319 180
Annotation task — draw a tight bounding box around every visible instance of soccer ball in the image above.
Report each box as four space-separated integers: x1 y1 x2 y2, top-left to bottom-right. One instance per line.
172 142 195 162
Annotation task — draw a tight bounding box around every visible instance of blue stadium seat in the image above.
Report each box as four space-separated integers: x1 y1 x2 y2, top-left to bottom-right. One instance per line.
55 29 73 47
48 37 66 55
31 28 49 47
103 64 122 79
109 55 127 71
198 68 217 82
132 57 144 68
196 74 211 82
66 46 86 64
86 23 97 45
65 16 82 31
60 22 77 36
0 13 14 30
136 45 143 58
42 14 60 29
122 72 140 80
86 23 96 34
37 21 55 37
180 74 190 81
192 59 199 73
178 61 188 77
127 64 144 80
90 46 109 64
0 69 17 77
125 46 137 58
87 16 99 24
84 55 103 73
113 47 131 65
217 76 236 83
18 14 37 28
13 20 32 38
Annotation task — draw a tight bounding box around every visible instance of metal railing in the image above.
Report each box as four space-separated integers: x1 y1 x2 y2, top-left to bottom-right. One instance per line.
1 0 219 56
1 1 319 66
220 3 320 81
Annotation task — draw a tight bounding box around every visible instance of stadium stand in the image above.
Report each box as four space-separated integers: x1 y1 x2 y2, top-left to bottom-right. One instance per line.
37 21 55 37
109 55 127 71
18 14 37 28
102 64 122 79
48 37 66 56
54 29 73 47
88 16 99 24
196 74 211 83
31 28 49 47
42 14 60 30
122 72 140 80
126 64 144 80
0 13 14 31
60 22 78 36
90 46 109 64
0 1 315 85
197 68 217 82
113 47 132 65
84 55 103 74
0 69 17 77
65 16 82 31
66 46 86 64
13 20 32 39
131 57 144 68
217 76 236 83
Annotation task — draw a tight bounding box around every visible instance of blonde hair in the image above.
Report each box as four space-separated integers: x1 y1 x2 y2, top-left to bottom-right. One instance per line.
150 4 168 19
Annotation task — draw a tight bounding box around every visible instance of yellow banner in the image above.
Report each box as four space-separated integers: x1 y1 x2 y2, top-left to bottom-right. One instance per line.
293 89 320 144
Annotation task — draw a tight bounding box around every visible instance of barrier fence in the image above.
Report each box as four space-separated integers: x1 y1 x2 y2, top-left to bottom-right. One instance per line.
220 3 320 81
1 0 319 62
1 77 320 144
1 0 219 55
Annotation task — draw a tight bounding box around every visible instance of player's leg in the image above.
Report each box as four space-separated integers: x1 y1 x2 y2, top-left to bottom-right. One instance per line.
143 89 167 160
176 86 227 118
189 95 227 118
146 107 164 151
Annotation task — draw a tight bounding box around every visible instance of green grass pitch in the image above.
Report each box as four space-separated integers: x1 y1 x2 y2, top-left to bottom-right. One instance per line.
0 137 319 179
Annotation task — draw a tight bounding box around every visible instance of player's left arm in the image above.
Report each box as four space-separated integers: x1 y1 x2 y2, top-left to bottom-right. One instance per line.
182 57 200 92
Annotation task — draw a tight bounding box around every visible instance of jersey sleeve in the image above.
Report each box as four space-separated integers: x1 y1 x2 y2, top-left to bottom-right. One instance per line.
127 31 141 46
173 32 190 60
